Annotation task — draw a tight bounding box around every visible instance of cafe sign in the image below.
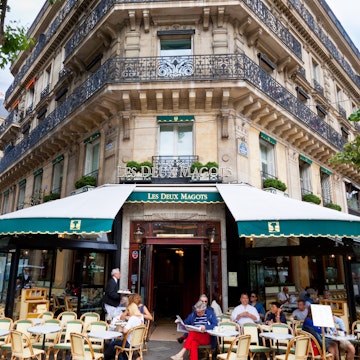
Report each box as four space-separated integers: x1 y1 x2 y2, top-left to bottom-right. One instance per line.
126 191 223 203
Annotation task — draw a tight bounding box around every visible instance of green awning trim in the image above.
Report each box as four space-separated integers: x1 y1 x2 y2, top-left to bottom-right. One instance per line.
237 219 360 238
84 132 100 144
33 168 43 176
260 132 277 145
18 179 26 186
52 155 64 165
0 218 113 235
299 154 312 164
3 190 9 196
321 167 332 175
157 115 195 122
126 191 223 203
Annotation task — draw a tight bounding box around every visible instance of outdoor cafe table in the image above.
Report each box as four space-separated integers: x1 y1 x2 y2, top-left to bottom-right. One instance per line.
87 330 123 340
326 333 357 356
207 329 239 352
28 324 62 350
0 329 10 337
260 332 294 354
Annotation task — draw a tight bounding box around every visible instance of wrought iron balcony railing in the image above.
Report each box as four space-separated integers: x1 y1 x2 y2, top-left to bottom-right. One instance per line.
313 79 324 96
5 0 77 100
65 0 302 60
338 105 346 119
289 0 360 88
0 110 19 136
0 53 347 174
40 84 50 100
242 0 302 59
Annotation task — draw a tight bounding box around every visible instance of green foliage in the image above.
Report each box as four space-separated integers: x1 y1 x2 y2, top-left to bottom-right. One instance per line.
330 136 360 168
43 193 60 203
0 22 34 68
302 193 321 205
190 162 204 172
126 161 141 172
204 161 219 172
325 203 342 211
139 161 153 168
74 176 96 189
263 178 287 191
348 109 360 122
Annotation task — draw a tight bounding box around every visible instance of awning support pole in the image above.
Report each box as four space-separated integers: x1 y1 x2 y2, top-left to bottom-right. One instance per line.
5 247 20 317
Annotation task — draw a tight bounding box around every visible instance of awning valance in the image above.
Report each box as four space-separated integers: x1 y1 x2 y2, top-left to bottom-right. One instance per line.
0 184 135 235
216 184 360 238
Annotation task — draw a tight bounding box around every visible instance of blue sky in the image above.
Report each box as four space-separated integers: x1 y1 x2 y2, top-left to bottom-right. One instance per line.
0 0 359 99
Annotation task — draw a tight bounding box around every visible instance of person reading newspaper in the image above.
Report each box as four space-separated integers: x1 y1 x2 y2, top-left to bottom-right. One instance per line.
171 300 218 360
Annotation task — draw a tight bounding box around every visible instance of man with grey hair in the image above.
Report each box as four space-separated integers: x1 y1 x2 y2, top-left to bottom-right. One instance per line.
103 268 122 321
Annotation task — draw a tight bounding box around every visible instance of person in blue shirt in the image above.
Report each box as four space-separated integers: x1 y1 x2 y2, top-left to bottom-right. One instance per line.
250 291 265 322
265 302 287 324
171 300 218 360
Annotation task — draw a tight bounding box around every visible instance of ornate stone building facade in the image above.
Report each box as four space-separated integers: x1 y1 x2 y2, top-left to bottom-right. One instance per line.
0 0 359 320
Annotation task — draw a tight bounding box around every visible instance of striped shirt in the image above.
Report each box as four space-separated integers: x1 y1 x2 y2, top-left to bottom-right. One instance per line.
194 314 208 327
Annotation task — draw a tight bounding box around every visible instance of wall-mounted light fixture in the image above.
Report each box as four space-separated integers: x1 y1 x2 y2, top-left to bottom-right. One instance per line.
208 228 216 243
134 224 144 244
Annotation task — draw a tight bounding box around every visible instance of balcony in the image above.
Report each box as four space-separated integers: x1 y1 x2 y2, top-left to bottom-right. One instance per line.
313 79 324 96
64 0 302 63
338 105 346 119
0 53 347 174
5 0 78 100
0 110 20 149
289 0 360 88
40 84 50 100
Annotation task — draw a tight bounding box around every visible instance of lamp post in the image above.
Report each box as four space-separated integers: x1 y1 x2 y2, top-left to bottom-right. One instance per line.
134 225 144 294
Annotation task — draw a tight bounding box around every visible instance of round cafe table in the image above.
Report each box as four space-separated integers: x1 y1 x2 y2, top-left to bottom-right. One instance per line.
260 332 294 354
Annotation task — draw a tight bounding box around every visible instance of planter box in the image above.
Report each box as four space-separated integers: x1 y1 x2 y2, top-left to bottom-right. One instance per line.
263 187 289 197
70 185 95 196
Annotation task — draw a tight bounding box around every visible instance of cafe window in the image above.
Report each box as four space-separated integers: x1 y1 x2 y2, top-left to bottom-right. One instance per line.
159 122 193 157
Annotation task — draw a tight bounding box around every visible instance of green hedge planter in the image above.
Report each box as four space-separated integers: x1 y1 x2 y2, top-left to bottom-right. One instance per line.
263 178 287 192
302 193 321 205
325 203 342 211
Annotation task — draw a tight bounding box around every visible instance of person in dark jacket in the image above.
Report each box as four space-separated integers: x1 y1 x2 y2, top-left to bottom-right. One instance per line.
103 268 122 321
265 302 287 324
171 300 218 360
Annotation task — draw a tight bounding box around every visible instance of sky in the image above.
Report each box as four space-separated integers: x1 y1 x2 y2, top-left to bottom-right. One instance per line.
0 0 359 100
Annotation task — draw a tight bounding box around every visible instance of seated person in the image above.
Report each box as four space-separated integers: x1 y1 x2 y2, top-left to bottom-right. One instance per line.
121 293 152 322
170 300 218 360
231 292 260 326
292 300 308 320
277 286 293 305
210 294 223 317
64 281 72 295
331 316 355 360
250 291 265 321
104 302 144 360
265 302 287 324
305 288 318 308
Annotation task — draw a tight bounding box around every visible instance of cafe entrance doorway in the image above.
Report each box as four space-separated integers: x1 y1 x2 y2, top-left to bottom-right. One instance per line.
152 245 201 318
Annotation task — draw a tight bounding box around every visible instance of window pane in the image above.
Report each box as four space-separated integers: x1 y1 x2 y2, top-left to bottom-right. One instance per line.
159 124 175 155
92 143 100 171
52 161 63 193
177 124 193 155
160 39 192 56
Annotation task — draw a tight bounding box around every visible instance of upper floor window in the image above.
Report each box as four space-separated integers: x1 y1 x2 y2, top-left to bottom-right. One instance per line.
160 36 192 57
32 169 43 206
84 135 100 180
159 121 193 157
52 156 64 195
346 182 360 212
299 157 312 196
320 169 332 205
17 180 26 210
312 60 321 84
2 191 9 214
259 136 275 182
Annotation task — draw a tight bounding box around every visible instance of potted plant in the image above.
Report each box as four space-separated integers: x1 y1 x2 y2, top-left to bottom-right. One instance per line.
43 193 60 203
302 193 321 205
263 178 287 192
74 175 96 189
325 203 342 211
190 161 204 173
126 161 141 173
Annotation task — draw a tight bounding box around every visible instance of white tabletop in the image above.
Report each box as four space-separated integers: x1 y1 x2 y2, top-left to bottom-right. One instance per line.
28 325 62 335
0 329 10 337
326 334 356 342
207 329 239 337
88 330 122 340
260 332 294 340
30 318 43 325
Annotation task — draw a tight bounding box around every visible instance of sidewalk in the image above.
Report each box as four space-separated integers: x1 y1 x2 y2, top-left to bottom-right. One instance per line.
145 340 183 360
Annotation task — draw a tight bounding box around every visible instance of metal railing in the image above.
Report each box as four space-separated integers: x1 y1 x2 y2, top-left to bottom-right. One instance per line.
5 0 78 99
289 0 360 88
338 105 346 119
313 79 324 96
0 53 347 174
65 0 302 60
40 84 50 100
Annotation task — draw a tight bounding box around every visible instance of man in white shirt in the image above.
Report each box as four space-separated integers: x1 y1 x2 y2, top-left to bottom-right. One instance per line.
231 293 260 326
278 286 291 305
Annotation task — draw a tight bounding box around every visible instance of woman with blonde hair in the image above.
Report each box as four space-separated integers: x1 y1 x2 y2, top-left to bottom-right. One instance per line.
105 302 144 360
121 293 153 322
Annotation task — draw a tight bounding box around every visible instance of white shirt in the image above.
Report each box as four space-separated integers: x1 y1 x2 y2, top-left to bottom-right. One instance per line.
231 304 259 326
278 291 289 302
211 300 223 317
125 315 144 343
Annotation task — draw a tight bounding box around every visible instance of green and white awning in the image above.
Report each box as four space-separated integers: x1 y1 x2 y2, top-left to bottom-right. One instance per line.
0 184 135 235
216 184 360 238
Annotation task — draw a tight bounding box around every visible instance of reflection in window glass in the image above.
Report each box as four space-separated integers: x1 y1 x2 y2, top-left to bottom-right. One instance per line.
159 123 193 156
